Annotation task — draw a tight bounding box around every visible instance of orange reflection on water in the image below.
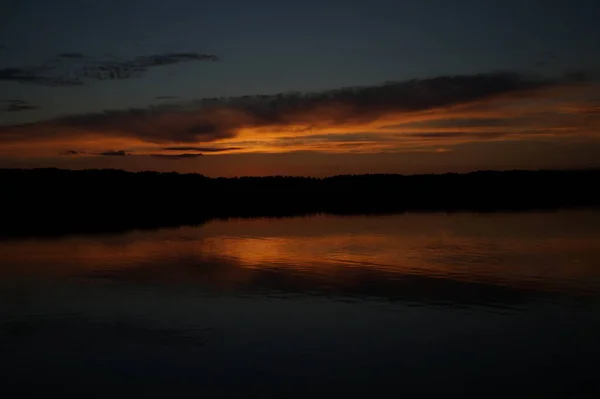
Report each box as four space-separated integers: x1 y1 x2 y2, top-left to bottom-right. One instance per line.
1 211 600 295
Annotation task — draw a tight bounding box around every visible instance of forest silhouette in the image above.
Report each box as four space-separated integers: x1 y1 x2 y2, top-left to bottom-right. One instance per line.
2 167 599 238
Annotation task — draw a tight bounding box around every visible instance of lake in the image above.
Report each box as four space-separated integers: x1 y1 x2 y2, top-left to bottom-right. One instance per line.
1 210 600 397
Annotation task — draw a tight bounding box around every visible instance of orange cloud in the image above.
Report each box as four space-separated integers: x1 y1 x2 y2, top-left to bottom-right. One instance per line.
1 71 598 158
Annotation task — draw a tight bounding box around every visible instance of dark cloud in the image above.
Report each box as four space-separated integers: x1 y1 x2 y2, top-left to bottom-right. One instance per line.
0 52 217 86
0 67 48 83
185 71 587 128
59 149 202 159
0 66 84 86
29 106 235 143
184 123 218 135
162 146 241 152
72 52 218 82
150 153 203 159
60 149 133 156
1 99 40 112
94 150 131 156
134 52 217 67
60 149 131 156
155 96 179 100
57 52 85 59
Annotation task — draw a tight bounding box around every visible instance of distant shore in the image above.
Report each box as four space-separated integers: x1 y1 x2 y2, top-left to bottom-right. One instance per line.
2 167 600 238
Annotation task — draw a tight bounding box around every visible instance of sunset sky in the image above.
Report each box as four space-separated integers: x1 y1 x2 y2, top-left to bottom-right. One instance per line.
1 0 600 176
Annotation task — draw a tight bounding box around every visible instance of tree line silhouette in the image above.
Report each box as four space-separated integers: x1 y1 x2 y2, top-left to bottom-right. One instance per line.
2 167 599 238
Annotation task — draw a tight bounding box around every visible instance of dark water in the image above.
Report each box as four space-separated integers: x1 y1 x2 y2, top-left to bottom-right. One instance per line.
2 211 600 397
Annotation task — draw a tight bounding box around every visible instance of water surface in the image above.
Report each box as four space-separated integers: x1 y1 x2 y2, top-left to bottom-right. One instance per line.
1 211 600 396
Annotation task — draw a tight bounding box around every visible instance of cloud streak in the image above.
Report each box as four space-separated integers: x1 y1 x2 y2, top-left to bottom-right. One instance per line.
0 66 82 86
60 149 204 160
162 146 242 152
94 150 130 156
57 52 85 59
0 51 218 87
1 100 40 112
149 153 203 159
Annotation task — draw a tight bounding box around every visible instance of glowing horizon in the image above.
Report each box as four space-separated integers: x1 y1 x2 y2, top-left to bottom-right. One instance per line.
1 74 599 169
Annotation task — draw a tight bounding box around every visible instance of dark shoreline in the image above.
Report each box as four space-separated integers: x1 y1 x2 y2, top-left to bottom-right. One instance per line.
2 167 599 238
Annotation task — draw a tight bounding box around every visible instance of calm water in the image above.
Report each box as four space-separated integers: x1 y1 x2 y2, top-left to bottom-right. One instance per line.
1 211 600 396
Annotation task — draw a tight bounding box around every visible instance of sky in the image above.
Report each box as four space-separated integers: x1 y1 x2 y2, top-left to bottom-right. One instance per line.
1 0 600 176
